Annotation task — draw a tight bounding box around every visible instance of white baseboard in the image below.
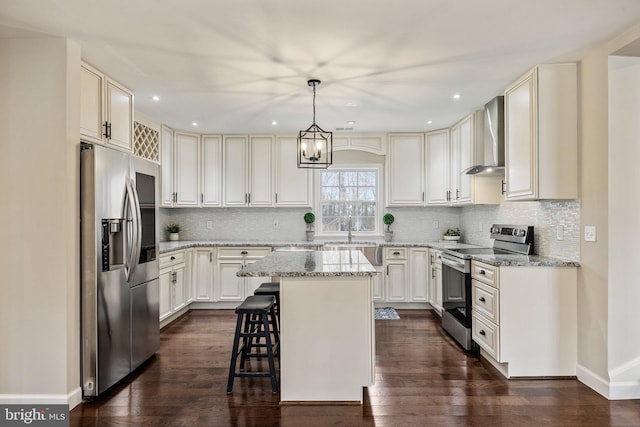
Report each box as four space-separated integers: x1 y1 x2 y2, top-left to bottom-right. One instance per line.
0 387 82 409
576 364 640 400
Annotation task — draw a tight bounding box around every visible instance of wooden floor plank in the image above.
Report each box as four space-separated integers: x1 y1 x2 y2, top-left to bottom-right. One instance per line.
70 309 640 426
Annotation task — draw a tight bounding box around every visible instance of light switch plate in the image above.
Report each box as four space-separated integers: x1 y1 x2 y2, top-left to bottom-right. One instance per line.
206 221 213 230
584 226 597 242
556 224 564 241
432 220 439 229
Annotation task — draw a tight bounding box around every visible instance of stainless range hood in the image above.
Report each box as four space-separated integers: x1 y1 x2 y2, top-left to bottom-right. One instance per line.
464 96 504 175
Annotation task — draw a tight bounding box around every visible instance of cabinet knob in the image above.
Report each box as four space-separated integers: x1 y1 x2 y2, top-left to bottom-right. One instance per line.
479 330 486 336
479 297 486 302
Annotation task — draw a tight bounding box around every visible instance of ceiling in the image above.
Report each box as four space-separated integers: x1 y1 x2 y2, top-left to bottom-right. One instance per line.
2 0 640 134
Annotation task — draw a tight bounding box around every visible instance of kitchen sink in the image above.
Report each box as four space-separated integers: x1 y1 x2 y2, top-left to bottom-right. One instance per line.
322 242 383 266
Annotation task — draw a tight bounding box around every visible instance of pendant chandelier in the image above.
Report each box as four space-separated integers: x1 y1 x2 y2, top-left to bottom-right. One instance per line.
297 79 333 169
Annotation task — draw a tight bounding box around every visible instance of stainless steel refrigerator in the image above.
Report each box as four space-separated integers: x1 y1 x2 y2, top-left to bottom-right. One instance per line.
80 142 160 398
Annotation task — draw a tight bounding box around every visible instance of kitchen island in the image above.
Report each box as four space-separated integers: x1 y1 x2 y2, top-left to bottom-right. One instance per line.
238 249 376 403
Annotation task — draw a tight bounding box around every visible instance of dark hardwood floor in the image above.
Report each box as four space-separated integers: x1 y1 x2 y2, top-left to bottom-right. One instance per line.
71 310 640 426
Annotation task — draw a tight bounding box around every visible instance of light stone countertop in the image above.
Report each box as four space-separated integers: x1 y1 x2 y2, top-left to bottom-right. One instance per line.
236 250 376 277
158 240 579 268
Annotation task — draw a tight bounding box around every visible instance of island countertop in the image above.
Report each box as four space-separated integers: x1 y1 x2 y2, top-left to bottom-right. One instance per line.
237 250 376 278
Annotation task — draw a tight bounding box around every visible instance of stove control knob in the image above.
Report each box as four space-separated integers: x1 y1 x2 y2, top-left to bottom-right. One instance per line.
517 229 526 237
491 226 499 234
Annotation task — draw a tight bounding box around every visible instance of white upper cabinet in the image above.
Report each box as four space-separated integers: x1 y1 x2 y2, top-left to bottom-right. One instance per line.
425 129 450 205
223 135 274 207
160 125 175 207
386 133 425 206
274 136 312 207
174 132 201 207
504 63 577 200
201 135 223 207
161 128 222 208
80 62 134 152
449 113 479 205
105 78 134 151
80 63 104 144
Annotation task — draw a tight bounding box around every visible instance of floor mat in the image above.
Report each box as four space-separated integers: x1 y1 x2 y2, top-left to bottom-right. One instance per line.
374 307 400 320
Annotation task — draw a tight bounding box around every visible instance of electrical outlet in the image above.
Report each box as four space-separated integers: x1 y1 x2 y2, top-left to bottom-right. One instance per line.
432 220 439 229
206 221 213 230
584 226 597 242
272 220 279 230
556 224 564 241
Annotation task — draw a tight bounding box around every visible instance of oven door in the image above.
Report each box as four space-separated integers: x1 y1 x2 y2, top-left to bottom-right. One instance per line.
441 262 471 328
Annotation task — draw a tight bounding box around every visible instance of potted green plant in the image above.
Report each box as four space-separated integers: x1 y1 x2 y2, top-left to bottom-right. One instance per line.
383 213 395 242
166 223 180 241
443 227 461 241
303 212 316 241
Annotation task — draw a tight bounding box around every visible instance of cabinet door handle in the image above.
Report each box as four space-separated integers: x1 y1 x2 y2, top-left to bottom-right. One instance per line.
275 193 278 203
241 250 248 255
479 269 486 275
501 180 506 195
422 191 425 202
479 297 486 302
244 193 248 204
479 330 486 336
103 122 112 139
201 193 204 204
209 252 212 263
170 256 175 261
456 189 460 200
248 193 251 204
393 251 400 255
386 265 389 275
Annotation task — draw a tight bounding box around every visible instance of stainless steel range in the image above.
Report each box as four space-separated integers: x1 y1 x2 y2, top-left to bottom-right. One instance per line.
440 224 534 351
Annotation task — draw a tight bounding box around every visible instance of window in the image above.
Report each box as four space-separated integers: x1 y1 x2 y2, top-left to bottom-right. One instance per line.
316 165 381 236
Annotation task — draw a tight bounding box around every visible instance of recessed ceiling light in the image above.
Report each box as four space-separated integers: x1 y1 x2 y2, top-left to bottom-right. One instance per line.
452 93 462 100
152 95 160 102
192 122 198 126
427 120 433 124
347 121 355 125
272 120 278 126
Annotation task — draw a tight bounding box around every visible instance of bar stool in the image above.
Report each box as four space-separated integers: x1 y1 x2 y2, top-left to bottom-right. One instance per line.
254 282 280 319
226 295 279 394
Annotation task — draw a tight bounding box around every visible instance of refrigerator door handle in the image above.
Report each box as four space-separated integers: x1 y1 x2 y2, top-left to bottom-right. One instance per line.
123 178 142 282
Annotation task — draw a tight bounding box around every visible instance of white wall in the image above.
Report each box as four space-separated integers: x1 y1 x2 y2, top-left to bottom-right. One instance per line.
0 37 81 406
576 21 640 399
607 55 640 397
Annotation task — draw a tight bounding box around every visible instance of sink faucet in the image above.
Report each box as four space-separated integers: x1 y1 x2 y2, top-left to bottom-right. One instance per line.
347 215 353 243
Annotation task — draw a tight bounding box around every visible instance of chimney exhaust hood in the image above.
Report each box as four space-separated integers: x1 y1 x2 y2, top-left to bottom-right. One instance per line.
464 96 504 175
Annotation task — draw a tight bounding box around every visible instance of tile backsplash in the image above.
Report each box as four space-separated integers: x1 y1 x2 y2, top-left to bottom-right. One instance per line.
160 199 580 260
460 199 580 261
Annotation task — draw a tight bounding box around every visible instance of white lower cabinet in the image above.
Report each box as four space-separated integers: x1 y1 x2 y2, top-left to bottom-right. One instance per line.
471 260 578 377
216 247 271 301
384 248 408 302
428 249 443 315
372 267 385 302
193 247 215 301
409 248 429 302
159 250 187 322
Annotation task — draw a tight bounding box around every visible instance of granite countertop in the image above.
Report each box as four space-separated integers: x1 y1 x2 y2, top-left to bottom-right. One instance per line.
466 253 580 268
159 240 580 268
237 250 376 277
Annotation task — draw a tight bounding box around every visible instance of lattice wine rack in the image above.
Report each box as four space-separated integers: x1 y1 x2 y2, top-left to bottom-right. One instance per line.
134 121 159 162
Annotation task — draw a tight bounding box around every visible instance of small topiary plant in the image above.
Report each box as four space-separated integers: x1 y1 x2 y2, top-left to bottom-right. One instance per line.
444 227 460 236
382 213 395 231
303 212 316 231
166 223 180 233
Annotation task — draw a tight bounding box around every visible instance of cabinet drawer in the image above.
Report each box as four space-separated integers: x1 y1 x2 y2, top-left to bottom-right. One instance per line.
160 250 185 269
471 261 498 287
217 247 271 259
472 279 499 324
472 313 499 360
384 247 407 260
